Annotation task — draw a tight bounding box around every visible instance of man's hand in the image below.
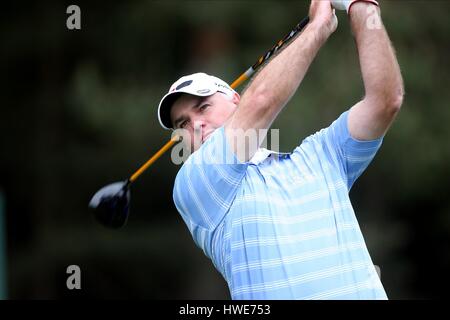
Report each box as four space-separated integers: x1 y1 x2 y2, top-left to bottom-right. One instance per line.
309 0 338 39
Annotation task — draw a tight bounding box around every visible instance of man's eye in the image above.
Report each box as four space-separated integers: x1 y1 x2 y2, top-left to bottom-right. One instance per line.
199 104 210 111
179 120 188 128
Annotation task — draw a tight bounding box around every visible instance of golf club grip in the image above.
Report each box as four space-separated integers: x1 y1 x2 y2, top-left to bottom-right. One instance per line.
129 15 311 183
230 15 310 89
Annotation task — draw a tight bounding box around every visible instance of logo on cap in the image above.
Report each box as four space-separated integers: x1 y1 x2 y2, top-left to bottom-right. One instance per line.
175 80 193 91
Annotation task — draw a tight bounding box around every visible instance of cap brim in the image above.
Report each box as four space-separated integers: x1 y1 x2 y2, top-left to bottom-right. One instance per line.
157 87 218 130
158 92 184 130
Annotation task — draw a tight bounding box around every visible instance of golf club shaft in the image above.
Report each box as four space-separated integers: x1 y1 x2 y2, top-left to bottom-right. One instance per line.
129 135 181 183
129 15 310 184
230 15 310 88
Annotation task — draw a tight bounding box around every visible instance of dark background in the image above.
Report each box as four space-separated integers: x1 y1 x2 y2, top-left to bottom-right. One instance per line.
1 0 449 299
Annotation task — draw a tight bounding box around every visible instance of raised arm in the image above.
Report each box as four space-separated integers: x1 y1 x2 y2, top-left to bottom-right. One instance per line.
225 0 337 162
347 2 404 140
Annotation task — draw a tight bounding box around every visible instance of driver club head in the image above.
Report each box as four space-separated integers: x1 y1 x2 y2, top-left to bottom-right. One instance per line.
89 180 131 228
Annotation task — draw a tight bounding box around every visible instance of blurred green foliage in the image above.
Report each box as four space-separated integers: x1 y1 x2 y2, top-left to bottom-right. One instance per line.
1 0 449 299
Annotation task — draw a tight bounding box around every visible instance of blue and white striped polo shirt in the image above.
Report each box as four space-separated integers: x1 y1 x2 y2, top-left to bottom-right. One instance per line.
173 110 387 300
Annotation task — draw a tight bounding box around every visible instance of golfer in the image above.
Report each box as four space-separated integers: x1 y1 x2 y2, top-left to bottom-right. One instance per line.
157 0 403 299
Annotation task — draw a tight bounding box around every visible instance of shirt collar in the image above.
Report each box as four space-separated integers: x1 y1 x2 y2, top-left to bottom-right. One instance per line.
248 148 289 165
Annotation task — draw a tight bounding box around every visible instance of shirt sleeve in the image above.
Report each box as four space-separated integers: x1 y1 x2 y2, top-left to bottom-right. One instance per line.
299 110 383 190
173 126 248 252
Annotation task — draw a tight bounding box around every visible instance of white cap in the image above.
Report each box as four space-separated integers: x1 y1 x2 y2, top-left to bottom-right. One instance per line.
157 72 236 130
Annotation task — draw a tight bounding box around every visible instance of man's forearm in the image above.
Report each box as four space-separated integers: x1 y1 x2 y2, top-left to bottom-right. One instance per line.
350 3 404 107
225 1 336 162
237 21 331 127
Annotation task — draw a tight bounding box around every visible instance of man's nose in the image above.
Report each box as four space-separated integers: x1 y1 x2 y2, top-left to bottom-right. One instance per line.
192 118 206 133
191 119 206 148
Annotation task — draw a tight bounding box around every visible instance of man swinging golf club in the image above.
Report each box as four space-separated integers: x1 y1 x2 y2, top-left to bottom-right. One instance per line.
157 0 403 299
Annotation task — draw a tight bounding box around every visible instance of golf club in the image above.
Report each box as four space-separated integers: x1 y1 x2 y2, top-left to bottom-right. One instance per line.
89 15 310 228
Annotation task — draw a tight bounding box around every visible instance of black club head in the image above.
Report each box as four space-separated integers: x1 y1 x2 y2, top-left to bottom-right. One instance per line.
89 180 131 228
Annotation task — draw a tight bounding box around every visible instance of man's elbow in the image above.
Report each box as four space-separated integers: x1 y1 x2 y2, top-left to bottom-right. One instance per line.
365 86 404 119
373 86 404 115
385 88 404 114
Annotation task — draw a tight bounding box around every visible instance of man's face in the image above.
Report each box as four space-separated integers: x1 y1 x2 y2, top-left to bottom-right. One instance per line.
170 92 239 151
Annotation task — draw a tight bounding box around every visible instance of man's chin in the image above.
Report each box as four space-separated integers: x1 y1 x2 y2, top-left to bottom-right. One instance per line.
202 130 215 143
190 129 215 151
201 136 210 144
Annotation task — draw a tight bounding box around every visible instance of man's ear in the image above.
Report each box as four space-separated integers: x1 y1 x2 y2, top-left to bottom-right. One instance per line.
232 92 240 104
